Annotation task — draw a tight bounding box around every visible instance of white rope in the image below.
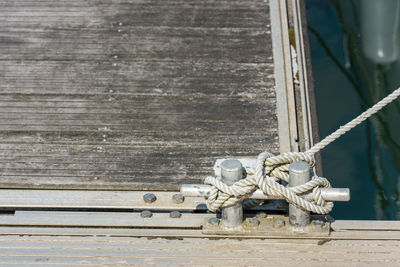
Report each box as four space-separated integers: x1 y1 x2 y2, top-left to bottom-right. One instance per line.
205 152 333 214
205 87 400 214
307 87 400 155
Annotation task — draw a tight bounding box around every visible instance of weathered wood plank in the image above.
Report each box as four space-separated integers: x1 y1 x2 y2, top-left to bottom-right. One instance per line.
0 190 207 210
0 235 398 266
0 0 278 189
1 224 400 241
0 61 274 95
332 220 400 231
0 211 212 228
0 0 270 29
0 94 277 189
0 95 276 132
0 131 273 146
0 28 270 62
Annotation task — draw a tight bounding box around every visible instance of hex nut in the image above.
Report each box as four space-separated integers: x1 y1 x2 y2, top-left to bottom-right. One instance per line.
208 217 220 227
312 220 325 228
140 210 152 218
172 193 185 204
143 193 157 203
170 211 182 218
248 218 260 227
273 218 285 228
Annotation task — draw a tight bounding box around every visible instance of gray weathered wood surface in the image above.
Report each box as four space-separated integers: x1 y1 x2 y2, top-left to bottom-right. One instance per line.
0 0 279 190
0 231 399 266
1 208 399 266
0 208 400 266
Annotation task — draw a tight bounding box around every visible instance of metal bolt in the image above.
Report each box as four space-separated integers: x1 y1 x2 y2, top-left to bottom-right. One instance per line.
248 218 260 227
256 211 267 219
140 210 152 218
172 193 185 204
273 218 285 228
143 193 157 203
312 220 325 228
170 211 181 218
208 217 220 227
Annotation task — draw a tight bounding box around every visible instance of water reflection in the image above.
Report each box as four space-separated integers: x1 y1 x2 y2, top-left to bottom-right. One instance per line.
307 0 400 219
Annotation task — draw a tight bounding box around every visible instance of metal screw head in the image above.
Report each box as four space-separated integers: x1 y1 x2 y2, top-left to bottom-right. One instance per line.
312 220 325 228
140 210 152 218
273 218 285 228
208 217 220 227
170 211 181 218
256 211 267 219
143 193 157 203
172 194 185 204
248 218 260 227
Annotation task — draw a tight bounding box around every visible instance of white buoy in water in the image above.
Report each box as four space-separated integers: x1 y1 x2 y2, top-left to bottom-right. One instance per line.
361 0 400 64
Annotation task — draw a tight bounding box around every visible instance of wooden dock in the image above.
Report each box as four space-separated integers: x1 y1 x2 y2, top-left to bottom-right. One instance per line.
0 0 287 190
0 0 398 265
0 210 400 266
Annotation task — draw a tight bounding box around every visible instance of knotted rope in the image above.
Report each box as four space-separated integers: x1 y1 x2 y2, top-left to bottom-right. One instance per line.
205 87 400 214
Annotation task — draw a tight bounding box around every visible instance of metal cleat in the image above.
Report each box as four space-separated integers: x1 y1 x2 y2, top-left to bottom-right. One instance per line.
180 158 350 236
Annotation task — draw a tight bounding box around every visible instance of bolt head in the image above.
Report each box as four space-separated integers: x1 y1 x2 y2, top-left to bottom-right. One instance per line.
170 211 181 218
312 220 325 228
256 212 267 219
273 218 285 228
248 218 260 227
208 217 220 227
143 193 157 203
172 194 185 204
140 210 152 218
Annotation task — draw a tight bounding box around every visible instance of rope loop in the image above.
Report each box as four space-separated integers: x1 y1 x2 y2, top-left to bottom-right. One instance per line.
204 151 334 214
204 87 400 214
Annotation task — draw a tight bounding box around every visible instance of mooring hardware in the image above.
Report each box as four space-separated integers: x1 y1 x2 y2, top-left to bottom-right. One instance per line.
289 161 311 226
220 159 244 228
180 158 350 235
0 158 349 238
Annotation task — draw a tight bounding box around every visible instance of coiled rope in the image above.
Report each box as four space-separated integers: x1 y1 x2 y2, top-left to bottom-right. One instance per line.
205 87 400 214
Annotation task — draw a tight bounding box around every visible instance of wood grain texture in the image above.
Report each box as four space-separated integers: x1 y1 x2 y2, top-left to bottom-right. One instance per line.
0 0 278 190
0 235 399 266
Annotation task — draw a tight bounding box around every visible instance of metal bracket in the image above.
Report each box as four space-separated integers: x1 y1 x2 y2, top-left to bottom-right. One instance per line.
181 158 350 236
202 214 330 237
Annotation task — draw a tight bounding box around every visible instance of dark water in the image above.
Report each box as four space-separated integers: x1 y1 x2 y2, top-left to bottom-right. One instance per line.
306 0 400 220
